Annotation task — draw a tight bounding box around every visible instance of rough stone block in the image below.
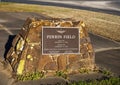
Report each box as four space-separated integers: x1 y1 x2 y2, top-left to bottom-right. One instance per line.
6 18 95 76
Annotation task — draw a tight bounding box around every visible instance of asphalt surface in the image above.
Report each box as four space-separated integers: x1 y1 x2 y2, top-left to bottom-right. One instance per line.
0 12 50 58
2 0 120 16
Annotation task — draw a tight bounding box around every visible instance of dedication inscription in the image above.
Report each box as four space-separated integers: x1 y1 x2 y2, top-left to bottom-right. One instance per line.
42 27 80 54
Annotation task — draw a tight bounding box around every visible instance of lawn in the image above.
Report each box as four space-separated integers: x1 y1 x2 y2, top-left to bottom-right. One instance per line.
0 2 120 41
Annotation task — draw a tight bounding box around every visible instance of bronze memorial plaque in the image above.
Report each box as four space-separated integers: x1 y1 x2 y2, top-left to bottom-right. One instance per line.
42 27 80 54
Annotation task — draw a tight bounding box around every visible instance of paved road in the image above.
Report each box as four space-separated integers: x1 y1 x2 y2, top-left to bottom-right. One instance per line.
0 12 50 58
2 0 120 16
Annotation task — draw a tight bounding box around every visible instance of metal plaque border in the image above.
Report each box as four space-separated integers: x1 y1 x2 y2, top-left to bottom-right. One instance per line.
42 26 80 55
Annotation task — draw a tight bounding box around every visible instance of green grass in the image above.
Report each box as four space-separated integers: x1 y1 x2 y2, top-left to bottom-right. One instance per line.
0 2 120 41
70 77 120 85
17 71 44 81
55 71 68 79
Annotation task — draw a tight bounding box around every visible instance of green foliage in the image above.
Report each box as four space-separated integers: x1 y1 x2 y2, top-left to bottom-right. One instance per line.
99 68 113 77
55 71 67 79
70 77 120 85
79 68 90 74
17 71 44 81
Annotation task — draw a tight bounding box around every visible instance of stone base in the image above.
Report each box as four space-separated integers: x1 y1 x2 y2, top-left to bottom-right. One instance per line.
6 18 95 76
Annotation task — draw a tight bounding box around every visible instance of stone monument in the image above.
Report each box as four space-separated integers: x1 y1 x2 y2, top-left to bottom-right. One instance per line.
6 18 95 77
